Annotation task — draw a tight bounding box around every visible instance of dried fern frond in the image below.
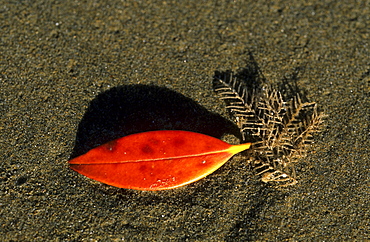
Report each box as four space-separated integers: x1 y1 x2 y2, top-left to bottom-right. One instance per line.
213 71 325 186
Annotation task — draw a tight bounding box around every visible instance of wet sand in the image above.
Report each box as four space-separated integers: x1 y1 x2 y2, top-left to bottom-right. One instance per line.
1 0 369 240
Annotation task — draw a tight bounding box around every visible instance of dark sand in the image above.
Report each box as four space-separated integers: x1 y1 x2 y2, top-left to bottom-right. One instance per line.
1 0 369 241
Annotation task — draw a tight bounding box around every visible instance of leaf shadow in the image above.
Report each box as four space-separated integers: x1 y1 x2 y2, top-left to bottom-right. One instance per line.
70 84 240 159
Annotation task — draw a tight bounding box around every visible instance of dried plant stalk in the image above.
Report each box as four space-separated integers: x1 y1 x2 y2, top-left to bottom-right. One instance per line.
213 71 325 186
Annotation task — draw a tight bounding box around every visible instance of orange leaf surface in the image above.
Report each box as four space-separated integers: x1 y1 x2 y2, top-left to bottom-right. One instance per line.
69 130 251 191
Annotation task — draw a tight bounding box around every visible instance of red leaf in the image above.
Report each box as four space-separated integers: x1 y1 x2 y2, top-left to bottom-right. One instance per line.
69 130 251 191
